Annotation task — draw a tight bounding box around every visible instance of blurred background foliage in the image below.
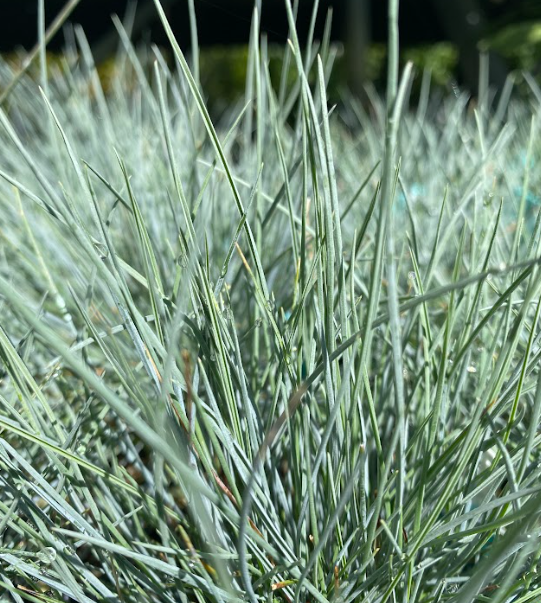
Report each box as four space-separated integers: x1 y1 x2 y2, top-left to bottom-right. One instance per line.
194 42 459 114
1 41 461 116
484 21 541 72
0 0 540 112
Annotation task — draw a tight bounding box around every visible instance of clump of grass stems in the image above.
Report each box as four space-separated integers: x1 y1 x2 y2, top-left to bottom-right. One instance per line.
1 0 541 602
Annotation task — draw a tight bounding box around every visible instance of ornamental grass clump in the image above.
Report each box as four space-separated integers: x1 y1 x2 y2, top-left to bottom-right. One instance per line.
1 1 541 602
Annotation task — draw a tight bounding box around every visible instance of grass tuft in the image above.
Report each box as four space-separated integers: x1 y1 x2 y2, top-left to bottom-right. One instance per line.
1 1 541 602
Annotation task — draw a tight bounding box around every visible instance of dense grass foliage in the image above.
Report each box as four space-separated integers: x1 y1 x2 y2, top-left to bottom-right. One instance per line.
1 2 541 602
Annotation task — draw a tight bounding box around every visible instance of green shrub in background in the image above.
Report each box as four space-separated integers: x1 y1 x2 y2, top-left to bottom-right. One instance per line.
6 36 540 113
484 20 541 73
199 46 251 110
2 1 541 602
402 43 458 86
1 42 459 115
198 42 459 112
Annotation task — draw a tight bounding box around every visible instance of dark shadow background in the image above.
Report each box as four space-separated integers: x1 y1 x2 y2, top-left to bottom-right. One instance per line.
1 0 540 97
1 0 538 51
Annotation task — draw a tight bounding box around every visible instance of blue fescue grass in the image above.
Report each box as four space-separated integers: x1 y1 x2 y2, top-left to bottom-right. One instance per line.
1 1 541 602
